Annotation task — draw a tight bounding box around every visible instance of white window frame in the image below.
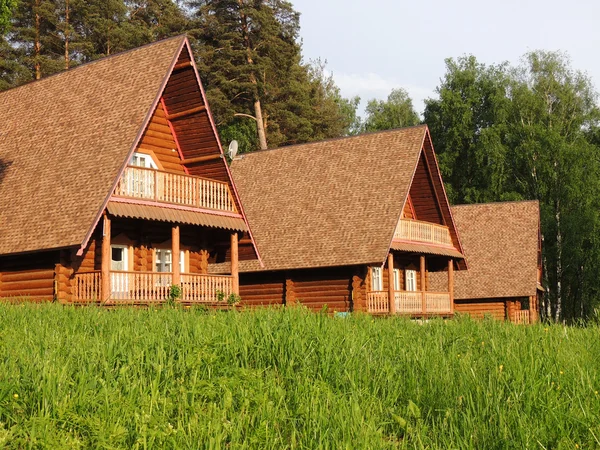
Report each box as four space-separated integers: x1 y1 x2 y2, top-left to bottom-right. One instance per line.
130 152 158 169
110 244 129 272
371 267 383 291
155 249 185 274
405 269 417 292
393 268 401 291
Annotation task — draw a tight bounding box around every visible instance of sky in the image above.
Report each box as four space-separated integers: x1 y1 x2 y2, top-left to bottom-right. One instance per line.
291 0 600 117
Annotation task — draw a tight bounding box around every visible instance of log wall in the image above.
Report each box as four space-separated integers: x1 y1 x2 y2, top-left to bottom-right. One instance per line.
454 299 507 320
0 251 59 301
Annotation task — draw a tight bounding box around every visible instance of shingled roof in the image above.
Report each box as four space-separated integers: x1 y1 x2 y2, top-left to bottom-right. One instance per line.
0 36 257 258
226 125 463 272
431 201 541 299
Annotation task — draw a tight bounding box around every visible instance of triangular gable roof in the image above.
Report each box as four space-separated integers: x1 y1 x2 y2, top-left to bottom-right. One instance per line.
0 36 259 260
226 125 464 272
430 201 540 299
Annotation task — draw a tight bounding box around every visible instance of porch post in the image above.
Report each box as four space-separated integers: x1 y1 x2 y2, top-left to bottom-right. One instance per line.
387 253 396 315
101 214 111 302
420 255 426 316
448 259 454 315
231 232 239 295
172 225 180 286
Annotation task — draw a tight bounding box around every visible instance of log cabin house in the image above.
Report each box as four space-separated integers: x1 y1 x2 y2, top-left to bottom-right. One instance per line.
0 36 261 305
210 125 469 317
430 201 543 324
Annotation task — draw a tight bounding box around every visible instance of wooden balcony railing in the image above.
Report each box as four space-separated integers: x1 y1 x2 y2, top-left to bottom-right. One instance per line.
394 219 453 247
71 271 234 304
367 291 452 315
114 166 236 212
181 273 233 303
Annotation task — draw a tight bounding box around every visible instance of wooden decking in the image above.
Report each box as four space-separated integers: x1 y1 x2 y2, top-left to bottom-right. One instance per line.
366 290 452 315
72 271 233 304
394 219 453 247
114 166 236 212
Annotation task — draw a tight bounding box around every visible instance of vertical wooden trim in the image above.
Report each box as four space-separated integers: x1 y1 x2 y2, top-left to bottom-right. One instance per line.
230 232 239 295
285 277 295 305
387 253 396 315
529 295 535 324
420 255 426 316
448 259 454 315
172 225 180 285
101 214 111 302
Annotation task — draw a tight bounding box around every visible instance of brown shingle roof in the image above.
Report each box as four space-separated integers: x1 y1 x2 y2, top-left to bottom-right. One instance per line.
230 126 436 271
431 201 540 299
0 36 186 255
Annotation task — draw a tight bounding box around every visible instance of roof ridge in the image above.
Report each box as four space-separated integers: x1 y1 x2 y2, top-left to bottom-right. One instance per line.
452 199 539 208
0 35 187 98
234 124 428 159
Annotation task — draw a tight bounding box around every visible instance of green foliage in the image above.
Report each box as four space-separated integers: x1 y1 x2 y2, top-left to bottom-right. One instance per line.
0 304 599 447
362 88 420 133
167 284 181 306
0 0 17 35
425 52 600 321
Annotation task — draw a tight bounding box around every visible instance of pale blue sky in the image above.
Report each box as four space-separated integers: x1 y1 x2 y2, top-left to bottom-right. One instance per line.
292 0 600 117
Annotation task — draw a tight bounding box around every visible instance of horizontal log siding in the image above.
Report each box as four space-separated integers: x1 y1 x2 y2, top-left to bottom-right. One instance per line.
137 103 184 173
409 154 444 225
454 299 507 320
0 251 59 301
239 273 285 307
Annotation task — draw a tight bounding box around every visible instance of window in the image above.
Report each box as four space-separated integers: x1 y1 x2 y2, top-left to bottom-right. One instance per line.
155 249 185 273
405 269 417 292
371 267 383 291
131 152 158 169
393 268 401 291
110 245 128 271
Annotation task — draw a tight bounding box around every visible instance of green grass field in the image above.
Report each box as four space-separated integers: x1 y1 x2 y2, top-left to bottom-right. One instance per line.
0 304 598 449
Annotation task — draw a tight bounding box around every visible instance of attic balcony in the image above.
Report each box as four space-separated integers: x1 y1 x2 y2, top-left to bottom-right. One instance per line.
113 166 236 213
394 219 453 248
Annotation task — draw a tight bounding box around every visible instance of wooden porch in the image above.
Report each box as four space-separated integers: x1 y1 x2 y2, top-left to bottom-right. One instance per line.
114 166 236 213
366 291 453 315
72 271 234 304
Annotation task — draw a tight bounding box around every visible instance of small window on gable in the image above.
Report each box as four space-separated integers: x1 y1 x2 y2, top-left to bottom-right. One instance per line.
405 269 417 292
393 268 401 291
371 267 383 291
131 152 158 169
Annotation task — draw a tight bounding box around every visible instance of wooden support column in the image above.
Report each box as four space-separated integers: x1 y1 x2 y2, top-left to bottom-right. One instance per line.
231 232 239 295
448 259 454 315
172 225 180 286
529 295 536 324
420 255 426 316
101 214 111 302
387 253 396 315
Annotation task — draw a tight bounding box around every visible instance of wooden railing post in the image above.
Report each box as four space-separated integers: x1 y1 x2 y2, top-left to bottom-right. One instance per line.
448 259 454 315
420 255 426 316
231 232 239 295
387 253 396 315
101 214 111 302
172 225 180 286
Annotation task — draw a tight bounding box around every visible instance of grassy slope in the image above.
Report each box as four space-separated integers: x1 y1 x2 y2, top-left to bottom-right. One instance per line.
0 304 599 449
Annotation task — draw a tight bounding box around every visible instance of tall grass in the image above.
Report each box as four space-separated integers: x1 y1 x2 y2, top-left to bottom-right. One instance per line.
0 304 598 449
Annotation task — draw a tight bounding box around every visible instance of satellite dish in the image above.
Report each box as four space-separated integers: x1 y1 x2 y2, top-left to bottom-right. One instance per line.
228 140 239 159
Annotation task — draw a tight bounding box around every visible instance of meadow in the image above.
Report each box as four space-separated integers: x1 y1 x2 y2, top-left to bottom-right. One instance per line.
0 304 598 449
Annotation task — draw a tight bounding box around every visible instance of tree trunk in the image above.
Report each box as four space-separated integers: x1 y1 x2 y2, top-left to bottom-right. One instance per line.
64 0 70 70
253 94 268 150
555 202 562 322
34 1 41 80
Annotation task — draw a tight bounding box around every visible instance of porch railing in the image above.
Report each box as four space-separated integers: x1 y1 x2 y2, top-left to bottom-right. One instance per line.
394 219 453 247
114 166 236 212
72 271 101 302
71 271 234 304
367 291 452 315
514 309 531 325
181 273 233 303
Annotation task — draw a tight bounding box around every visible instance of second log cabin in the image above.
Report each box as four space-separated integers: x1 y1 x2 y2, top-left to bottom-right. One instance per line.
211 125 468 317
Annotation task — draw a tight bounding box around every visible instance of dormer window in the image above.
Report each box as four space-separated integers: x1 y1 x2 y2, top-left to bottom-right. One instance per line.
131 152 158 169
